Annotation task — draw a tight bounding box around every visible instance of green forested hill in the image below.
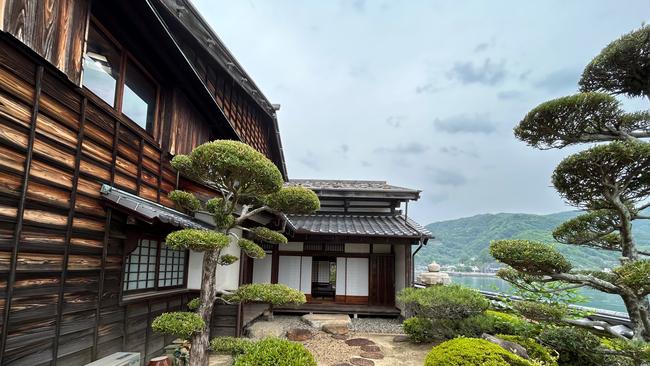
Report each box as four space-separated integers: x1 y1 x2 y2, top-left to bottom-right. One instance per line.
417 211 650 270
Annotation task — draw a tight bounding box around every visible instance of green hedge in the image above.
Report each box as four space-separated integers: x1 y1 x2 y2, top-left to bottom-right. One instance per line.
424 337 535 366
539 326 604 366
233 337 316 366
210 337 254 356
397 284 489 320
497 334 558 366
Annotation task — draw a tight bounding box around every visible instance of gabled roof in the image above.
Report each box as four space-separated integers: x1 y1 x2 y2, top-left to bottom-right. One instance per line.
287 214 432 241
287 179 422 201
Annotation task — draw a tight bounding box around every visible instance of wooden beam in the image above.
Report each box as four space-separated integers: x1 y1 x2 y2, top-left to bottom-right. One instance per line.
51 96 88 365
271 246 279 284
92 208 112 360
0 65 43 360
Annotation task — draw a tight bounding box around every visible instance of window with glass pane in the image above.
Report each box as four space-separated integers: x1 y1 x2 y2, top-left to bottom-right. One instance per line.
122 60 156 131
83 24 121 106
122 238 187 293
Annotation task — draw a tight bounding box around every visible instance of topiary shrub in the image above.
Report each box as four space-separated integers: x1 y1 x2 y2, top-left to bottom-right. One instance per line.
264 186 320 214
512 301 568 323
238 238 266 259
168 190 201 213
613 259 650 296
224 283 306 306
485 310 538 337
166 229 231 252
539 326 604 366
397 285 489 319
490 240 572 274
233 337 316 366
249 227 288 244
424 337 535 366
497 334 558 366
151 312 205 340
210 336 254 356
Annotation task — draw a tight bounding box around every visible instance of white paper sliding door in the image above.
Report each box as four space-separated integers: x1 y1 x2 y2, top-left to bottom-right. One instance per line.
346 258 369 296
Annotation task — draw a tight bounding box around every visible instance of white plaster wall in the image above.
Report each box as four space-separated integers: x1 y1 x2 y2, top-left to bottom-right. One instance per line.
300 257 312 294
345 243 370 253
336 257 347 295
278 256 301 290
186 228 242 292
373 244 391 253
280 242 303 251
252 255 272 284
346 258 369 296
187 250 204 290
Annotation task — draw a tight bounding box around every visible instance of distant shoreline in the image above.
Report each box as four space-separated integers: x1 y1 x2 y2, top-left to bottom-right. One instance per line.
445 271 497 277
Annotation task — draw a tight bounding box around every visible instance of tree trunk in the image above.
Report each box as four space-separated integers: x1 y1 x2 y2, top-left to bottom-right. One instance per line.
622 293 650 341
189 250 220 366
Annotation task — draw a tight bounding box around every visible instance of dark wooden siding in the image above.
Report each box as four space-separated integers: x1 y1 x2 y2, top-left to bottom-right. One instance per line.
0 35 200 365
0 0 89 84
168 89 214 156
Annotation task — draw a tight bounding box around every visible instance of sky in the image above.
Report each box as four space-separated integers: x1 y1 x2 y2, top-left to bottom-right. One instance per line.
193 0 649 224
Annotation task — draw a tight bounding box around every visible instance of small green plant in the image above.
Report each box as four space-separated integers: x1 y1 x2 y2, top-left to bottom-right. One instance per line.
209 337 254 356
169 190 201 213
233 337 316 366
539 326 604 366
187 298 200 311
497 334 558 366
484 310 538 336
397 284 489 319
424 337 535 366
402 317 435 343
512 301 568 323
151 312 205 340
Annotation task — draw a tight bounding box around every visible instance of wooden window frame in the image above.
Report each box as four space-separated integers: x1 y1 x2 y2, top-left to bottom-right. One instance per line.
83 16 161 136
121 235 189 295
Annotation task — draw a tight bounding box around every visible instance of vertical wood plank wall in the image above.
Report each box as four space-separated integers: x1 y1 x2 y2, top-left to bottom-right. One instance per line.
0 36 192 365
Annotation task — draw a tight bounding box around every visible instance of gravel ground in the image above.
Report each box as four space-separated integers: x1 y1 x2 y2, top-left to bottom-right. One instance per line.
259 315 405 336
350 317 404 334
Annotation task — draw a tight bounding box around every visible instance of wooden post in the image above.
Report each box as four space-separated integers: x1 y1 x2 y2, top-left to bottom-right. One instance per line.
271 246 279 284
51 96 88 365
0 65 43 360
92 208 112 360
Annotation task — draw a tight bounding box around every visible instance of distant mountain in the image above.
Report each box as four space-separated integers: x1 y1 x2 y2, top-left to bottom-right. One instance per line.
417 211 650 270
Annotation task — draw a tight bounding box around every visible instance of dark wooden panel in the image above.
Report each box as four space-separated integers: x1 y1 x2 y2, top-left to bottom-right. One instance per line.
369 255 395 307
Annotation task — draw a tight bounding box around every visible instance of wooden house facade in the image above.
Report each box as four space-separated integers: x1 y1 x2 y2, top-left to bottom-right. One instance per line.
244 180 432 316
0 0 286 365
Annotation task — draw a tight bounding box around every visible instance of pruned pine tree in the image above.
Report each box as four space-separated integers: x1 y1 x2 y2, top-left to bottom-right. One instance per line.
491 25 650 341
151 140 320 366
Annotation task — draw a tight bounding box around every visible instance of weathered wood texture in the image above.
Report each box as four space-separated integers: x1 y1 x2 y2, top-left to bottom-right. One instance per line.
0 0 89 84
0 35 197 365
178 41 274 159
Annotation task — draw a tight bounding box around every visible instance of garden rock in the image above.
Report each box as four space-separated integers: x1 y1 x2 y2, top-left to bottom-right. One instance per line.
360 351 384 359
331 334 349 340
246 320 284 339
323 323 349 335
392 335 409 342
345 338 375 347
301 313 351 329
286 328 314 341
350 358 375 366
360 345 381 353
481 333 530 359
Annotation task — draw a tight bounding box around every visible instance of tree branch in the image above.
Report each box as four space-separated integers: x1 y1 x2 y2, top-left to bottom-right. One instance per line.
550 272 620 293
563 318 628 339
235 206 272 225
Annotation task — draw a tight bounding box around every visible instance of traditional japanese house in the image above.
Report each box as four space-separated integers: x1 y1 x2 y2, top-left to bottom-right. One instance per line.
242 179 432 315
0 0 287 364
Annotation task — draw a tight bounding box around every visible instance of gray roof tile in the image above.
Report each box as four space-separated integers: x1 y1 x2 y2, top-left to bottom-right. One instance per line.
287 214 432 239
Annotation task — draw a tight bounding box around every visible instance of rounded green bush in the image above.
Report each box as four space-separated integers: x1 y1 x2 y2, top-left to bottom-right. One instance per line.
397 285 489 320
210 336 253 356
187 297 200 311
176 140 284 196
233 337 316 366
151 312 205 340
238 238 266 259
512 301 568 322
166 229 230 252
403 317 435 343
218 254 239 266
497 334 558 366
539 326 604 366
265 186 320 214
490 240 572 274
168 190 201 213
250 227 288 244
484 310 536 336
424 337 535 366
